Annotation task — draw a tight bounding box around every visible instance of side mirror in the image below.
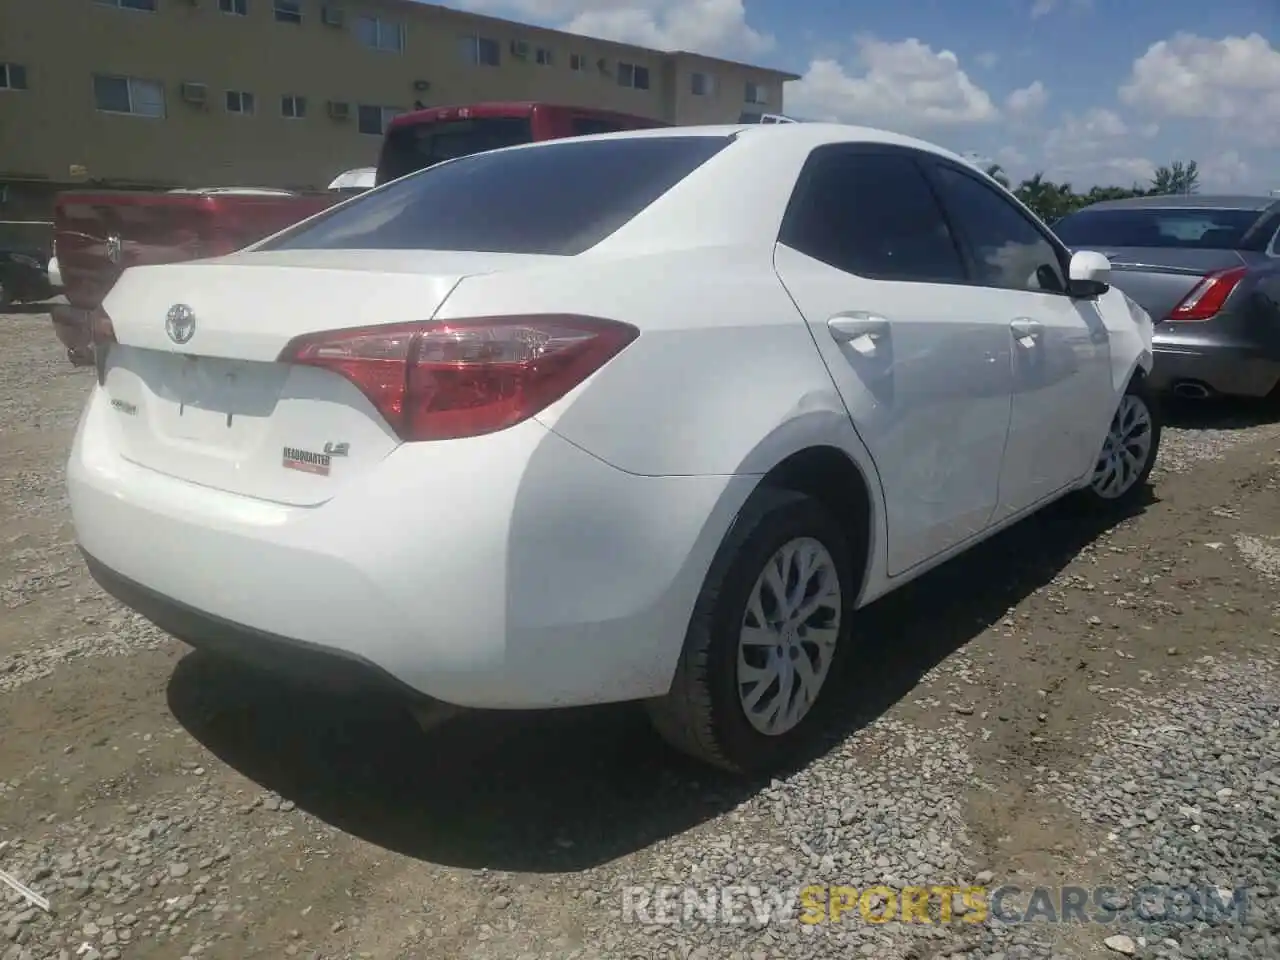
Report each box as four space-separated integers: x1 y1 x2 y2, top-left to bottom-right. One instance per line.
1068 250 1111 297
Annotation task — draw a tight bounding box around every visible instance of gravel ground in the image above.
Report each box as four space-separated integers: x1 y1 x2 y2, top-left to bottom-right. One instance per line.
1 306 1278 960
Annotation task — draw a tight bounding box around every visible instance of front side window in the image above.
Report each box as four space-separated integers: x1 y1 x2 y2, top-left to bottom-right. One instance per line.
780 148 967 284
93 74 165 117
264 135 732 256
932 163 1067 293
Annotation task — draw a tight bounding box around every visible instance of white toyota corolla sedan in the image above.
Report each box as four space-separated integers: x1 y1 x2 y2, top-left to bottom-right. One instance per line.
68 123 1160 775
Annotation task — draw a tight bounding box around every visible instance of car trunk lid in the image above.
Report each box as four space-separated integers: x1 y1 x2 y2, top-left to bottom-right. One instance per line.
1089 246 1247 322
98 250 559 506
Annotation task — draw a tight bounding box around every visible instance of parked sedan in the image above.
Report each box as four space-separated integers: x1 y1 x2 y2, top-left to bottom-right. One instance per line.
1053 195 1280 400
68 124 1160 775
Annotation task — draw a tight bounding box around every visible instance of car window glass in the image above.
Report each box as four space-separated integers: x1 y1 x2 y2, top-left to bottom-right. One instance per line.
780 150 966 284
263 135 731 256
933 165 1067 294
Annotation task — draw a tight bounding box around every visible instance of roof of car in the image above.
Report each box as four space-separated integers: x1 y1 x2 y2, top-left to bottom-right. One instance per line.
1078 194 1280 213
536 121 976 168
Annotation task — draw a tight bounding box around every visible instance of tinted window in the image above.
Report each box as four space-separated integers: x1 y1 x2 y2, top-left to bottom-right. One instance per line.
933 165 1067 293
1053 207 1260 250
265 136 731 256
377 117 535 183
780 150 966 283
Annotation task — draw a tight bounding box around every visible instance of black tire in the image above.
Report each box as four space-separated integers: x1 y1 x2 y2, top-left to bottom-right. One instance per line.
646 487 859 775
1079 372 1162 510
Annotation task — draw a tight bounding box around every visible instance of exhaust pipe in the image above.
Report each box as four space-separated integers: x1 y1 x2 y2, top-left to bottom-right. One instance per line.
1172 381 1212 400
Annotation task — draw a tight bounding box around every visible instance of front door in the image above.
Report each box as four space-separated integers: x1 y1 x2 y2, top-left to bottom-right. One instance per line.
773 145 1014 575
925 160 1115 520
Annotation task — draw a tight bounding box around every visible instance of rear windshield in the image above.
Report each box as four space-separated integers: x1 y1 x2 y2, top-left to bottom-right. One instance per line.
1053 207 1260 250
377 117 535 184
262 135 732 256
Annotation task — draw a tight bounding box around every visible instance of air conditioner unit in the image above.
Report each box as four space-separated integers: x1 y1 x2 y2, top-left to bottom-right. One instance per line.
321 6 344 26
327 100 350 120
180 82 208 105
510 40 529 58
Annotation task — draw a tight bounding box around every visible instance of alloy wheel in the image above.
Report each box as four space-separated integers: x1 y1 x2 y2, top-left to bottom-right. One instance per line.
1091 393 1154 499
737 536 842 736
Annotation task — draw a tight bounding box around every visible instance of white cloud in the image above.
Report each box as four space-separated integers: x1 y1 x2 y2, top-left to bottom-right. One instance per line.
785 37 999 131
975 51 999 69
1029 0 1055 18
1005 81 1048 117
1199 150 1252 189
449 0 772 56
1119 32 1280 139
1041 108 1156 187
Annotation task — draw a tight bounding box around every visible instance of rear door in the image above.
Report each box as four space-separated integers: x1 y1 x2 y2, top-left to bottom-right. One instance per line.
925 159 1115 519
773 144 1014 575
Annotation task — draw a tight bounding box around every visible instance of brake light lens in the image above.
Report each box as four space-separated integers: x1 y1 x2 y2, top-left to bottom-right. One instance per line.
1165 266 1247 322
90 307 117 385
277 315 639 442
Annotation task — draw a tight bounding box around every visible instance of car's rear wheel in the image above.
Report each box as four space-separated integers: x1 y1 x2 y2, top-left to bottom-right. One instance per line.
1082 374 1161 508
646 488 856 774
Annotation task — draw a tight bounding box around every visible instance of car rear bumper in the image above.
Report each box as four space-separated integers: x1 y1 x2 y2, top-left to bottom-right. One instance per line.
1149 330 1280 398
68 389 752 709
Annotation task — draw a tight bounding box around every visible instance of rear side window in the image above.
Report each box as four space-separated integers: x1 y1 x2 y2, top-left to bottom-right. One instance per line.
377 117 535 183
779 148 967 284
264 135 731 256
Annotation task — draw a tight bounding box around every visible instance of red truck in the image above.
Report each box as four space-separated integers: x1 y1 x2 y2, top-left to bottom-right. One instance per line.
51 101 667 364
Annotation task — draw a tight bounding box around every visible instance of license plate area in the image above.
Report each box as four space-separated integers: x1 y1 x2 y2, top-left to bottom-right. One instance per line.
154 356 284 445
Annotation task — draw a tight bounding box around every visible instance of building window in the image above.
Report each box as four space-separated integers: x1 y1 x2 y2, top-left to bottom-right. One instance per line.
225 90 255 114
93 74 165 117
357 104 402 136
691 71 715 96
281 94 306 118
356 16 404 52
458 34 500 66
535 47 553 66
96 0 157 11
745 81 768 105
617 62 650 90
219 0 247 13
569 53 588 73
274 0 302 23
0 63 28 91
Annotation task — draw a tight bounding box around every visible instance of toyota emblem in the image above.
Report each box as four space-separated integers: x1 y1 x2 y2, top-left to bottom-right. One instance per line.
105 234 123 265
165 304 196 344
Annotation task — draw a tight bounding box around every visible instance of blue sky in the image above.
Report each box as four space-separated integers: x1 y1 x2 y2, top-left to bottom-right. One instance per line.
439 0 1280 192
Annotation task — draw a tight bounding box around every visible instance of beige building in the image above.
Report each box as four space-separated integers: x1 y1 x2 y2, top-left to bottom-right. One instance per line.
0 0 797 213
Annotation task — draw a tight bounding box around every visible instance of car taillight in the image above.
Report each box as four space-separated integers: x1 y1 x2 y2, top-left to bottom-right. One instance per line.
90 307 117 385
1165 266 1248 322
277 315 639 442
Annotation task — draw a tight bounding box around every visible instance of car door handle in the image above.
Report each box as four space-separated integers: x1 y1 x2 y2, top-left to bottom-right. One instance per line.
828 313 890 356
1009 318 1043 346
